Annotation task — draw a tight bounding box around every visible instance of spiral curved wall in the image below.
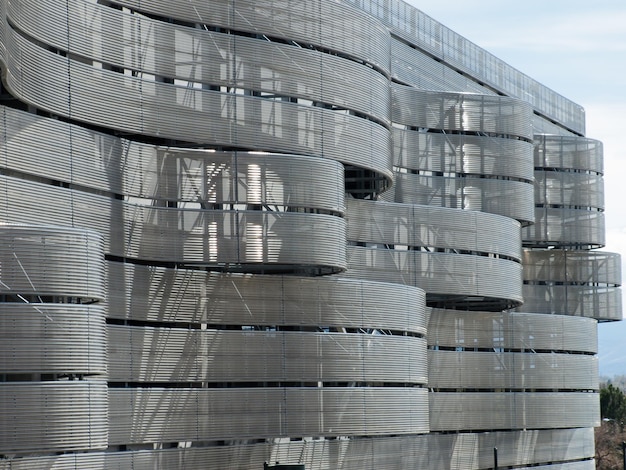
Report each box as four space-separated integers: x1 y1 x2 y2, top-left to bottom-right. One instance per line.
0 0 618 469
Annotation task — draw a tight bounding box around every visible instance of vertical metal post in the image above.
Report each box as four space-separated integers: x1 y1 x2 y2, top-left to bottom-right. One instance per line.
493 447 498 470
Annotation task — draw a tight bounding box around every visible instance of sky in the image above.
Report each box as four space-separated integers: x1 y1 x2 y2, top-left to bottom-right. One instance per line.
404 0 626 376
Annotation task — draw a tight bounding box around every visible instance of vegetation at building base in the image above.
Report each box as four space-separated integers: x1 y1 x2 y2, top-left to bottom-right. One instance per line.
596 383 626 469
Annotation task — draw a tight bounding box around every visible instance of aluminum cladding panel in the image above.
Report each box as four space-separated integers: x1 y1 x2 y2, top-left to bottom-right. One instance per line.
0 225 105 300
108 326 427 385
0 381 108 453
429 392 599 431
109 387 429 444
392 85 533 139
0 305 106 376
428 310 598 354
8 0 391 124
106 263 426 333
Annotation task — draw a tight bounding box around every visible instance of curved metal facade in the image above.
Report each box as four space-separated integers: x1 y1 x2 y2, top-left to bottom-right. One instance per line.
0 225 107 454
0 0 619 469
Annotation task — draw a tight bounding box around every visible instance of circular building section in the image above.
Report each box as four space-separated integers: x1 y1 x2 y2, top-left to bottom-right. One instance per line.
0 225 107 455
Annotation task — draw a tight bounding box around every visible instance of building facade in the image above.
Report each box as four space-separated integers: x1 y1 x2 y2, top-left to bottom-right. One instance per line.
0 0 620 468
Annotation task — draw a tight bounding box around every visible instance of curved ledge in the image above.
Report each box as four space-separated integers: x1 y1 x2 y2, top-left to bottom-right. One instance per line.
0 428 595 468
391 85 533 140
429 391 599 431
428 309 598 354
535 135 603 175
0 380 108 454
347 200 521 262
393 129 533 181
91 0 392 75
515 250 622 321
106 262 427 333
109 387 430 444
109 326 427 384
534 172 604 211
0 177 347 274
429 351 598 390
8 0 391 125
388 172 535 224
344 201 522 309
346 246 523 310
523 207 605 249
0 105 346 213
1 31 393 192
0 304 106 375
0 224 105 301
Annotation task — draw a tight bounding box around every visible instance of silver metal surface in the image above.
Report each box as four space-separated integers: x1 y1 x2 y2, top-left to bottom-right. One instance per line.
0 105 346 212
344 200 523 308
429 351 598 390
428 309 598 354
388 87 535 224
392 85 533 139
106 262 427 331
1 29 393 184
0 304 106 375
108 387 429 444
376 0 586 133
524 134 605 249
515 249 622 321
0 428 595 469
0 0 615 467
0 225 107 455
0 381 108 454
0 175 347 273
429 391 599 431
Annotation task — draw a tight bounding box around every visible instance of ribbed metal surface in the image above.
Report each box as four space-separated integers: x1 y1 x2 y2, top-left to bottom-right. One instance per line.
524 134 606 249
0 0 610 466
516 249 622 321
392 84 533 139
390 38 492 95
346 246 523 308
391 172 535 224
535 135 603 174
534 172 603 209
0 105 346 212
429 351 598 390
8 0 391 126
344 200 522 307
109 387 429 444
425 428 595 470
109 326 427 384
2 28 393 181
0 380 108 453
0 427 595 469
0 176 347 273
519 284 622 321
0 304 106 375
102 0 391 74
428 309 598 354
0 225 108 456
524 207 605 249
387 88 535 224
393 128 533 180
522 250 621 285
0 225 105 300
106 262 426 333
347 199 521 260
429 391 599 431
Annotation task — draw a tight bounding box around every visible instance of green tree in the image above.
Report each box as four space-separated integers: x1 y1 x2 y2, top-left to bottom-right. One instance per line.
601 383 626 426
597 384 626 469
